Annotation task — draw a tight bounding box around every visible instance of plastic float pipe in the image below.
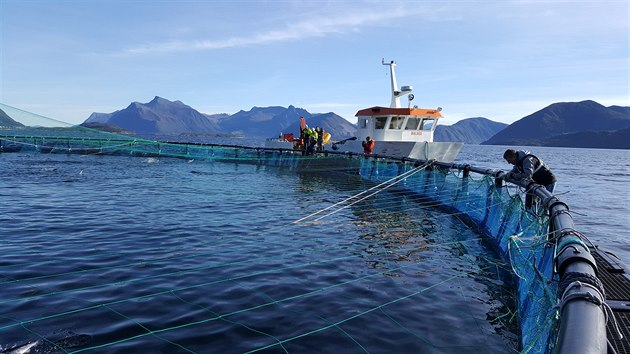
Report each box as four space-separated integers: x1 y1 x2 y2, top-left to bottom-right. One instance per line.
422 160 608 353
505 178 607 354
544 193 607 354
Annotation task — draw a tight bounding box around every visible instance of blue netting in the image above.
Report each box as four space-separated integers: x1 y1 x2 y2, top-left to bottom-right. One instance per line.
0 130 559 352
354 158 558 353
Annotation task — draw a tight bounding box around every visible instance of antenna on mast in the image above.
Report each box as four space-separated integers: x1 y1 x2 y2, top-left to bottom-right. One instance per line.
382 59 413 108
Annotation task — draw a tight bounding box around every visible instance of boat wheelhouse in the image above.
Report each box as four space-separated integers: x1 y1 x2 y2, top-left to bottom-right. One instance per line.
265 60 463 162
326 60 462 162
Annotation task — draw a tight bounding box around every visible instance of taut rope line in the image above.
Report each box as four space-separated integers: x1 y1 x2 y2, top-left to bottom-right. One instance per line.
293 161 434 224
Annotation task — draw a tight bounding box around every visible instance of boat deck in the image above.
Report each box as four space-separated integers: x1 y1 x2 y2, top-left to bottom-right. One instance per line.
593 249 630 353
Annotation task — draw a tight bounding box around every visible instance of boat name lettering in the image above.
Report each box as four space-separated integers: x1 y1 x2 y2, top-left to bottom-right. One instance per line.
410 131 423 135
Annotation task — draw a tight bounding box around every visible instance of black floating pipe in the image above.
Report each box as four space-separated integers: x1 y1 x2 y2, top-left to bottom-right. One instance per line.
547 197 607 353
416 157 611 353
496 176 607 354
462 164 471 178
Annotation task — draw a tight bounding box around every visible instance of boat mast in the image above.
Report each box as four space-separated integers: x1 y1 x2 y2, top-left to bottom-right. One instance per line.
382 59 413 109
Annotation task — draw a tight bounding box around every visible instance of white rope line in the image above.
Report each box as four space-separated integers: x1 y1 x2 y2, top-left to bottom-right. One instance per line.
292 162 432 224
292 163 427 224
294 161 434 224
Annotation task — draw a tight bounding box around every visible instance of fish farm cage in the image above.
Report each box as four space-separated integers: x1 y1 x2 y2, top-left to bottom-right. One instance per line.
2 129 630 354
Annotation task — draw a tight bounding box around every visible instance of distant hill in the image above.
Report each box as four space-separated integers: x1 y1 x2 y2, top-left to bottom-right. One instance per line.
203 113 231 123
84 96 221 134
608 106 630 116
435 117 507 144
483 100 630 146
81 121 133 134
537 127 630 149
0 108 25 128
217 106 356 139
219 105 311 137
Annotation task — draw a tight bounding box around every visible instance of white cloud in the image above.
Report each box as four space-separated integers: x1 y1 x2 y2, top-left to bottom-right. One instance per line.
123 6 417 55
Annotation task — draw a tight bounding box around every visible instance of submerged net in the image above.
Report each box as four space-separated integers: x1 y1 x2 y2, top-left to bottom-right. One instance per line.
354 159 559 352
0 104 561 353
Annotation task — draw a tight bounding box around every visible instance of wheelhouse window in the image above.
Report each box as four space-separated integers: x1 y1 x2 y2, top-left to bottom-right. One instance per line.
359 118 368 129
374 117 388 129
420 119 434 131
389 116 404 130
405 117 422 130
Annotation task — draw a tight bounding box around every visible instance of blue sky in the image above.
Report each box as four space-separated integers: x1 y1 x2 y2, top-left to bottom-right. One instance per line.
1 0 628 126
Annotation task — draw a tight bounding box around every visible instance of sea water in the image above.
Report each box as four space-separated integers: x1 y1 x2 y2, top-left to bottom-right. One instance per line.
0 144 628 353
456 145 630 264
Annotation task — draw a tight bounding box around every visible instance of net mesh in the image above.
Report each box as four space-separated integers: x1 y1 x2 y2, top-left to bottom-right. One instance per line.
356 159 558 353
0 103 560 353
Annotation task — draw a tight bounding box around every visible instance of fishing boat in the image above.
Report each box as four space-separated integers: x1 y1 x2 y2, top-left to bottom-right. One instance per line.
265 60 463 162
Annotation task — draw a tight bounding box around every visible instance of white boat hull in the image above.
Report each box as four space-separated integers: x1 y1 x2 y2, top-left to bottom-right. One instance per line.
264 139 463 163
326 141 463 163
264 139 295 150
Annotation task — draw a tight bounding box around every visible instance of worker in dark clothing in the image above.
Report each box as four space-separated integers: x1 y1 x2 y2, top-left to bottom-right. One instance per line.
316 127 324 152
300 126 310 155
503 148 557 209
307 128 318 155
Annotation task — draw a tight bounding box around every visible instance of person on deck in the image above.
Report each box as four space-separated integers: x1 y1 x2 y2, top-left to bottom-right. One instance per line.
362 136 375 155
503 148 557 209
300 126 310 155
307 128 318 155
316 127 324 152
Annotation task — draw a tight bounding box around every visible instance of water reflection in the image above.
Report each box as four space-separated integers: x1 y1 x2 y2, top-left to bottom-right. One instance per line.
294 168 519 349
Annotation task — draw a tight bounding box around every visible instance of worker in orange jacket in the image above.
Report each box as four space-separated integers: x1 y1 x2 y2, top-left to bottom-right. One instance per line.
362 136 375 154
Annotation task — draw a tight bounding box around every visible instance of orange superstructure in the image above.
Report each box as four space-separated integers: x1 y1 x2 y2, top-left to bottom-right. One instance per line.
355 106 443 118
338 60 463 163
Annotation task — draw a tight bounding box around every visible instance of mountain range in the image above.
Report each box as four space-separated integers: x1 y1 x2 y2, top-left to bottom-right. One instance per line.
483 100 630 147
83 96 358 140
82 98 628 148
80 96 503 143
215 105 356 139
3 98 629 149
434 118 507 144
84 97 222 134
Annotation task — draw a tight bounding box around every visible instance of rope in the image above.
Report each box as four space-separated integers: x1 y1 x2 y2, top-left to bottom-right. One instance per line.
557 275 624 340
293 161 433 224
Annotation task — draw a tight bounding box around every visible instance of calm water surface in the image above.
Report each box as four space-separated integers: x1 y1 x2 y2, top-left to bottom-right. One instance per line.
1 151 516 353
0 143 627 353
